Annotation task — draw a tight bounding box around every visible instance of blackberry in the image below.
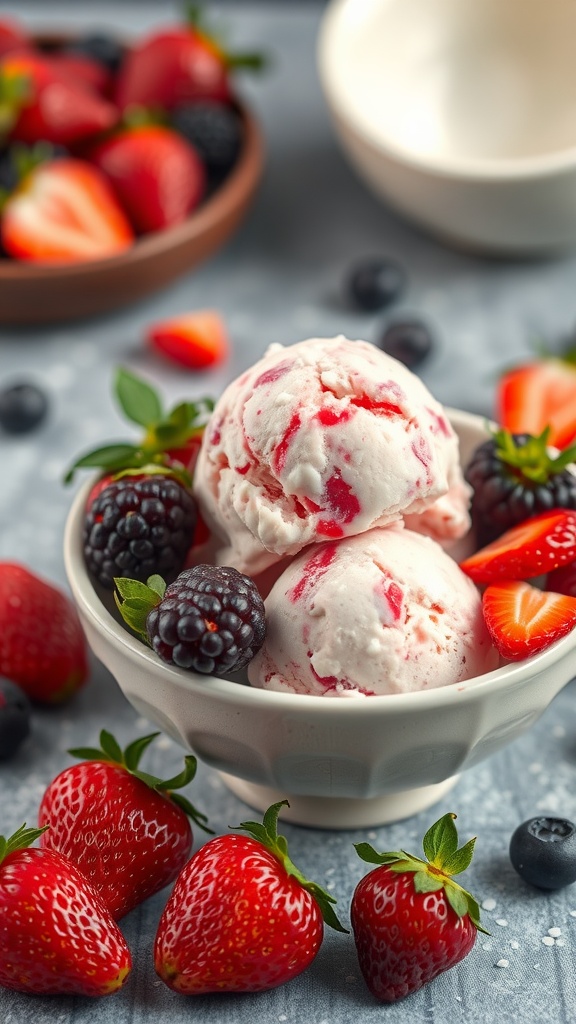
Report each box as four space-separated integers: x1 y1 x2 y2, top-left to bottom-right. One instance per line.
377 318 433 370
84 474 197 589
146 565 266 675
0 677 31 760
171 101 243 184
509 817 576 890
346 257 406 312
0 381 49 434
465 428 576 547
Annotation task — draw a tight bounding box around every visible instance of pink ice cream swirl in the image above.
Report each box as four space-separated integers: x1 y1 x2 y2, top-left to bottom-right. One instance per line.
193 335 471 575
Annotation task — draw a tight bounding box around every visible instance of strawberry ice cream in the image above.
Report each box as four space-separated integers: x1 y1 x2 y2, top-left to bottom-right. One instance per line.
247 525 499 697
193 336 471 575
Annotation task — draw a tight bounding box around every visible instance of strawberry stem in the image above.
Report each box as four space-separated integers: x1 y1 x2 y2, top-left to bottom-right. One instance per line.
234 800 348 933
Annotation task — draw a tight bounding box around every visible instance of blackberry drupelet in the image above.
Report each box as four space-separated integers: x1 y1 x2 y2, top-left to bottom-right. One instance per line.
84 474 197 589
147 565 266 675
465 428 576 547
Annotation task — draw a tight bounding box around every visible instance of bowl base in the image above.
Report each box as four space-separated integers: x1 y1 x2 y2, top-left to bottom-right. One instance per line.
218 773 459 830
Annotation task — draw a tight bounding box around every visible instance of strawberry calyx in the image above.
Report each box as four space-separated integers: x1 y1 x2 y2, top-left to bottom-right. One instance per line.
234 800 348 934
355 812 487 934
114 574 165 642
68 729 213 833
0 822 49 867
64 366 214 484
491 426 576 486
185 3 266 73
0 66 31 139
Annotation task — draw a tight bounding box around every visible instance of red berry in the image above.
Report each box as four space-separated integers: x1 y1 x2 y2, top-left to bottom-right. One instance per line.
154 800 346 993
38 730 210 920
148 309 229 370
1 158 134 264
0 562 88 704
482 580 576 661
497 354 576 450
459 507 576 583
351 812 483 1002
0 825 131 996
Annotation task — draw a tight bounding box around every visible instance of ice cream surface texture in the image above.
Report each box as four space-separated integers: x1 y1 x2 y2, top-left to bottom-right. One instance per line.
193 336 470 574
247 526 499 696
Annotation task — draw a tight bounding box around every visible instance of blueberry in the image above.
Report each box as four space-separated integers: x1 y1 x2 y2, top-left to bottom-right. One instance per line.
65 32 124 74
509 816 576 889
377 319 434 370
346 257 406 312
0 382 49 434
0 678 31 760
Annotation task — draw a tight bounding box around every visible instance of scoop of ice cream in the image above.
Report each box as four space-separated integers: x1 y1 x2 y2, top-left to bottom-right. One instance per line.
247 525 498 696
194 335 470 574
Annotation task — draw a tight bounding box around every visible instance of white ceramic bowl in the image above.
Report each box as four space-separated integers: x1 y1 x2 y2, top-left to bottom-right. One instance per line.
63 410 576 829
318 0 576 255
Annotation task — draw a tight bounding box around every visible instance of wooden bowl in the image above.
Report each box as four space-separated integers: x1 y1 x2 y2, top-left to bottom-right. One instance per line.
0 94 264 325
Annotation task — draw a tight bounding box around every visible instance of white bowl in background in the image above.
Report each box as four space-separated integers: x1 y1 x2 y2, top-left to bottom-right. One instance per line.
63 410 576 829
318 0 576 255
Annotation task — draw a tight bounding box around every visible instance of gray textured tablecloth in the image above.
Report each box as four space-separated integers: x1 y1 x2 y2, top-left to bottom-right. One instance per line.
2 3 576 1022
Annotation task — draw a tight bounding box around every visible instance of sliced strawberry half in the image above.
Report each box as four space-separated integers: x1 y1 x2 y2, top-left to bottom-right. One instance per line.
148 310 229 370
497 355 576 450
459 508 576 583
482 580 576 661
1 157 134 264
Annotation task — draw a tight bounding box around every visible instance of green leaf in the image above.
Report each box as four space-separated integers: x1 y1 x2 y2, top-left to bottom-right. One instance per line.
422 812 459 868
354 842 404 866
445 883 469 919
156 755 198 792
147 574 167 599
441 836 477 877
0 824 49 865
68 745 116 762
412 870 444 894
114 577 158 602
99 729 124 764
123 732 160 772
114 596 155 637
170 792 214 833
63 443 141 482
114 367 163 428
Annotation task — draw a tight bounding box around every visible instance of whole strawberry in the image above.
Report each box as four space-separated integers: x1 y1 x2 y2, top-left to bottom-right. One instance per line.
351 812 485 1002
38 729 211 920
0 824 131 996
115 8 263 112
0 562 88 704
154 799 346 994
90 122 206 234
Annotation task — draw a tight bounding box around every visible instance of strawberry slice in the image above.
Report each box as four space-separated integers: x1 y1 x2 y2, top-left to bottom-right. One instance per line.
482 580 576 661
148 310 229 369
497 355 576 450
1 157 134 264
459 508 576 583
